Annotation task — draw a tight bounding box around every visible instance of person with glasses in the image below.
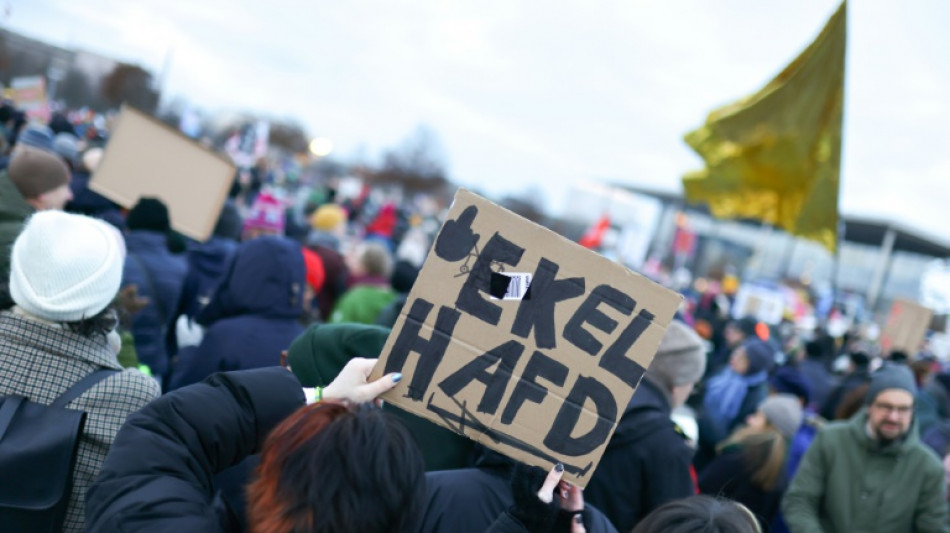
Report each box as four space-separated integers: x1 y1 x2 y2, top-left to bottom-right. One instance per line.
782 364 949 532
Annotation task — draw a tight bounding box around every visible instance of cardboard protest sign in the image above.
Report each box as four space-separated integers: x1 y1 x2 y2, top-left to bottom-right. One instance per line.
89 105 236 241
880 299 933 354
732 284 785 325
371 189 682 486
9 76 50 122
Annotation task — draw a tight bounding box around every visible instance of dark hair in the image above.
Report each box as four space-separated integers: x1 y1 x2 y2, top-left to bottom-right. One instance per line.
849 350 871 369
632 495 762 533
804 340 825 360
0 282 116 338
247 402 426 533
889 350 910 364
835 382 870 420
389 259 419 294
126 197 171 233
65 306 119 338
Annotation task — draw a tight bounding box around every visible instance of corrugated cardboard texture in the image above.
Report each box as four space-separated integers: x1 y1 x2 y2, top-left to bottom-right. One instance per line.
881 299 933 354
371 189 682 487
88 105 235 241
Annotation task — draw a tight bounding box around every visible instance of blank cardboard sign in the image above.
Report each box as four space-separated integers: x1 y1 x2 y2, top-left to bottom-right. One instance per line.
89 105 235 241
371 189 682 487
880 299 933 354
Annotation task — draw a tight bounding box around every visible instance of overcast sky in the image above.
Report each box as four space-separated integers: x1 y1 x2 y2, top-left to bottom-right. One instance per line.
6 0 949 239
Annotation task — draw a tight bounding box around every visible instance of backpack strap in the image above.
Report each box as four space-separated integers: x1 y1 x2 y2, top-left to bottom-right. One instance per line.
0 396 24 441
51 369 120 409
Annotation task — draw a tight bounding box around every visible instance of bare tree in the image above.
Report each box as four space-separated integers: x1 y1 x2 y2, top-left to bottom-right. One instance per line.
365 125 453 199
101 63 159 112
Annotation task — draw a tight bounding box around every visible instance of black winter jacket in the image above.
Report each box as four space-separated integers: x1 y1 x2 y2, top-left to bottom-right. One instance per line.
583 376 697 533
85 368 305 532
420 452 618 533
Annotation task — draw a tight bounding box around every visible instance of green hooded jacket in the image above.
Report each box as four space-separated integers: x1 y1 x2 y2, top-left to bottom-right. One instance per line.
782 409 949 533
0 170 34 282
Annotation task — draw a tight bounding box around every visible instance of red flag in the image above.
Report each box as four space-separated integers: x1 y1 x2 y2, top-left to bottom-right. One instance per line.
579 214 610 249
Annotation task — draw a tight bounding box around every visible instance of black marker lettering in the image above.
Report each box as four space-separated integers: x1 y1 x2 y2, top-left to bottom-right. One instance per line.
455 233 524 325
511 258 584 349
562 285 634 356
501 350 568 424
600 308 654 387
543 375 618 456
385 298 461 401
438 340 525 415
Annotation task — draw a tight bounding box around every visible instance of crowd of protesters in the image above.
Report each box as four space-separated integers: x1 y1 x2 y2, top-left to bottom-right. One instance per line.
1 102 949 533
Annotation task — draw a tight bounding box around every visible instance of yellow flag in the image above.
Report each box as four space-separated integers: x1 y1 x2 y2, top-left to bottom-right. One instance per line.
682 2 846 252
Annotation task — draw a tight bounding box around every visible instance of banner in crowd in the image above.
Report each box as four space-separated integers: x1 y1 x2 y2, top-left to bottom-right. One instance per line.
8 76 50 122
89 104 235 241
371 189 682 486
225 121 269 168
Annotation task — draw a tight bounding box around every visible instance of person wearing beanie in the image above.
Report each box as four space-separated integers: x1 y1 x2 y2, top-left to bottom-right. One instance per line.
167 236 305 391
784 363 948 532
286 322 476 472
699 393 804 527
702 338 775 451
799 339 838 411
309 203 347 248
709 316 757 376
121 198 187 383
15 122 55 151
585 320 707 532
306 204 350 321
0 145 73 281
820 349 872 421
300 247 326 324
242 192 285 241
770 366 812 407
53 132 80 169
0 211 160 532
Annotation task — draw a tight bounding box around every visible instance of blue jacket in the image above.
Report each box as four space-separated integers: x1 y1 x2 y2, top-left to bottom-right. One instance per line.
175 237 240 321
167 237 305 391
122 231 187 379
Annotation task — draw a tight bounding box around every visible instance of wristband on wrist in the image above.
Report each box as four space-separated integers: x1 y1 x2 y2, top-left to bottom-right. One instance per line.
303 387 324 405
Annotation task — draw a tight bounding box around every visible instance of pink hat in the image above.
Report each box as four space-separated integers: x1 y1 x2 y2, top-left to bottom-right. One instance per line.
243 193 285 236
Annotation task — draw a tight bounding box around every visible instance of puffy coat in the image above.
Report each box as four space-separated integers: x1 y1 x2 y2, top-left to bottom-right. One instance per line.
166 236 305 390
86 368 304 532
584 375 697 532
122 230 187 379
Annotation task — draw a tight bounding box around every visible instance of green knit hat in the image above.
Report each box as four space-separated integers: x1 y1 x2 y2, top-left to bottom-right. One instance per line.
287 323 392 387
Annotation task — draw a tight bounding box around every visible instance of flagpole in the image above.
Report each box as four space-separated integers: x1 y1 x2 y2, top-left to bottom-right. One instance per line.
829 219 843 322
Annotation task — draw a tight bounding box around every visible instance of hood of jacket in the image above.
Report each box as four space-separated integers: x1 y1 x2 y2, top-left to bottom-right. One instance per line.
187 237 239 280
125 230 170 254
608 375 674 449
196 236 305 325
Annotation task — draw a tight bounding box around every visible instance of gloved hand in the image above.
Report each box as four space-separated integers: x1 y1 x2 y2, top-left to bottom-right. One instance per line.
508 463 560 532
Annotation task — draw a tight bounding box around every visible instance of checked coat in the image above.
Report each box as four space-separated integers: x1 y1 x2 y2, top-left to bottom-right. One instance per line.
0 310 160 532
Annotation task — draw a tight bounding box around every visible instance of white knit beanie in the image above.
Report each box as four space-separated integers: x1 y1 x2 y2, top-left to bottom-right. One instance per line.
9 211 123 322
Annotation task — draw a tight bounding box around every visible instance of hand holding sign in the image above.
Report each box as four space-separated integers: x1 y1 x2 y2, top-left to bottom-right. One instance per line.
322 358 402 404
372 190 682 488
435 205 480 262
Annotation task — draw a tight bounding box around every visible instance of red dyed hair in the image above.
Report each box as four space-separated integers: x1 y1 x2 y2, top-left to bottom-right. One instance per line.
247 401 348 533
